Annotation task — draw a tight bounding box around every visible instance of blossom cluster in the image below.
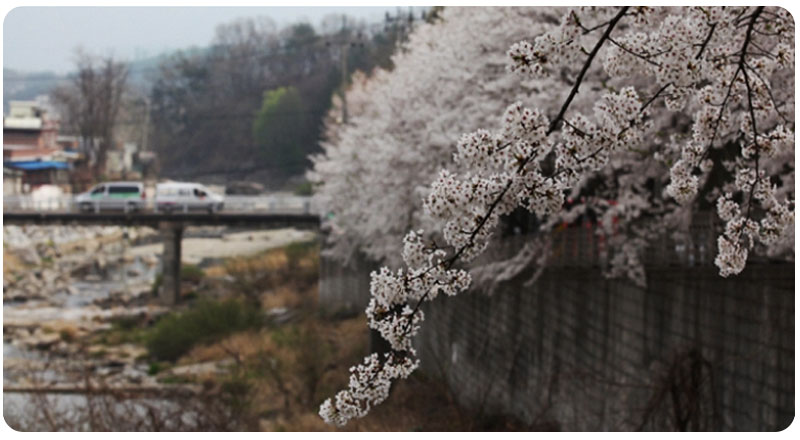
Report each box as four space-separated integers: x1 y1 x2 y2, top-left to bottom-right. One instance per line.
514 6 795 277
319 352 419 427
321 226 472 425
506 11 582 77
714 171 795 277
558 87 651 179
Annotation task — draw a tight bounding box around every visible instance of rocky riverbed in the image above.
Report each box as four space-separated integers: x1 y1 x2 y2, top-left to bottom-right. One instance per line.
5 226 165 393
3 224 315 428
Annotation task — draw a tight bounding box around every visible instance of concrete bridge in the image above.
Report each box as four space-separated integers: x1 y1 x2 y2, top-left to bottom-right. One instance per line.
3 211 321 305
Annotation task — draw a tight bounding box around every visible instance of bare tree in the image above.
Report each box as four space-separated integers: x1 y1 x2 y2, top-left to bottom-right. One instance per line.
52 50 129 181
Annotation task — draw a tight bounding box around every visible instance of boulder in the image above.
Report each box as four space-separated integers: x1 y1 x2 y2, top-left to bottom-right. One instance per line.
41 268 59 287
24 331 61 350
15 247 41 266
122 366 146 384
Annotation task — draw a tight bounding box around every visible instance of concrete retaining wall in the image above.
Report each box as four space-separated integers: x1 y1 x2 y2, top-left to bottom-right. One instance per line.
318 222 794 430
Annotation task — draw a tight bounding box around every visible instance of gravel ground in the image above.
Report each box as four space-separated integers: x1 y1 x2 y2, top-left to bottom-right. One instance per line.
127 228 316 265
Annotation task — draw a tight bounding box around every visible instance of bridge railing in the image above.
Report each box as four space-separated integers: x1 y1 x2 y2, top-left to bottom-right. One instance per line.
3 195 75 212
3 194 317 215
223 195 314 214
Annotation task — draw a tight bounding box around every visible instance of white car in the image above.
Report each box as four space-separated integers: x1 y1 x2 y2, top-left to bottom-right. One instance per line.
75 182 146 212
155 182 224 213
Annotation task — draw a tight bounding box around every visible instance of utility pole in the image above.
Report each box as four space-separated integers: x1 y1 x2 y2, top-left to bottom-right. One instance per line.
340 16 349 125
329 15 365 125
142 97 150 159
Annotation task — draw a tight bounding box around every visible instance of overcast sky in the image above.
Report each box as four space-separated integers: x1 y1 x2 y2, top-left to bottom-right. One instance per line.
3 6 406 74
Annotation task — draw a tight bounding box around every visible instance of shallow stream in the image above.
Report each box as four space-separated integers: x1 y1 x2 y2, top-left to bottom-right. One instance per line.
3 244 161 430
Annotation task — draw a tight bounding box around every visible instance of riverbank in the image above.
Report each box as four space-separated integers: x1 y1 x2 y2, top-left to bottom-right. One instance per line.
3 224 316 430
4 225 505 431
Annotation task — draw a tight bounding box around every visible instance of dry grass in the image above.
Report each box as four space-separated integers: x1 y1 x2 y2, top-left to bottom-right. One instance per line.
271 372 471 432
178 309 510 431
203 240 319 308
3 247 27 277
226 250 289 275
57 325 80 343
263 279 318 310
182 330 275 365
172 312 368 429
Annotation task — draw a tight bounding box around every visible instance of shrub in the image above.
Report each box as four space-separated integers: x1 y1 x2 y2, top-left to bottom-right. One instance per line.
148 362 165 376
284 241 317 267
59 327 77 343
96 316 149 346
151 273 163 296
223 240 319 306
265 321 332 407
293 181 313 196
145 299 263 362
111 315 141 331
181 264 205 283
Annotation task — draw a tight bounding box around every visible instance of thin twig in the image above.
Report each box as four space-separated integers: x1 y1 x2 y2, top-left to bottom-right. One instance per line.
695 23 717 59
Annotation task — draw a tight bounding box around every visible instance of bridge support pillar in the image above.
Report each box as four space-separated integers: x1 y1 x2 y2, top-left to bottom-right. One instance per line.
159 222 183 305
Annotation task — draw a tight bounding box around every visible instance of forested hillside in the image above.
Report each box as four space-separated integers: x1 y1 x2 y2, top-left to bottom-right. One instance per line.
149 12 418 187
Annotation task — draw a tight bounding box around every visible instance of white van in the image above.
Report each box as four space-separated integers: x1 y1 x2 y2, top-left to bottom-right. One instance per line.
155 182 224 213
75 181 146 212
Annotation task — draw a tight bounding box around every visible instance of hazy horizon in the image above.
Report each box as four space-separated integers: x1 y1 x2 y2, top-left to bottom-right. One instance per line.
3 6 410 74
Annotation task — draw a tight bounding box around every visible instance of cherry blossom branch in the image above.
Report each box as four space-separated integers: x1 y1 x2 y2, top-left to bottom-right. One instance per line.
458 6 631 256
695 23 717 59
319 6 631 427
570 10 613 35
406 8 641 341
550 8 629 132
743 62 790 124
640 82 673 113
607 37 662 67
738 7 764 221
699 7 764 163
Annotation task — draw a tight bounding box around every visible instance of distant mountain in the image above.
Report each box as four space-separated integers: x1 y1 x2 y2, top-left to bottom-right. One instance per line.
2 48 206 113
124 46 211 89
3 69 67 113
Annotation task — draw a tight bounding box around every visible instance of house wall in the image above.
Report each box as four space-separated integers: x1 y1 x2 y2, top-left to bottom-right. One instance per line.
3 173 23 195
3 129 42 148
